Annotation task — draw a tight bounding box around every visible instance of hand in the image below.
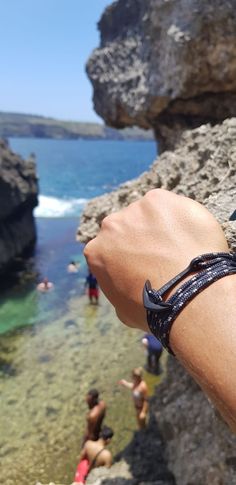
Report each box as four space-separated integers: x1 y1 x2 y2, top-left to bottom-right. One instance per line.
84 189 228 331
118 379 125 386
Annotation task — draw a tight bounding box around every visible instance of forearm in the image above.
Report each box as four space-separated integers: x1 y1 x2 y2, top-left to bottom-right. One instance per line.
120 379 133 389
170 274 236 431
141 399 149 415
84 189 236 431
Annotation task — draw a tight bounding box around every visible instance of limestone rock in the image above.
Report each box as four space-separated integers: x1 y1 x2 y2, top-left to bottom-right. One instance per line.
0 139 38 273
87 0 236 149
77 116 236 484
78 118 236 250
153 358 236 485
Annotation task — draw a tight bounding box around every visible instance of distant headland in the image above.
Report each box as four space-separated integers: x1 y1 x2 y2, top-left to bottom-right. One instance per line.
0 111 154 141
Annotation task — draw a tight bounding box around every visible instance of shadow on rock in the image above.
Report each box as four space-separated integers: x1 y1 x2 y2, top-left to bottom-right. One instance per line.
115 410 175 484
88 407 176 485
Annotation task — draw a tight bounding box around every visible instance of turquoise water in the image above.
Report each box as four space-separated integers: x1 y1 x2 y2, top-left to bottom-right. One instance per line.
10 137 157 216
1 138 156 335
0 138 159 485
0 218 85 334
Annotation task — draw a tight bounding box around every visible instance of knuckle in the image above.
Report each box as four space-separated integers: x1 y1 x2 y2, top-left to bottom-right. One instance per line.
83 239 95 260
101 213 115 230
144 188 165 202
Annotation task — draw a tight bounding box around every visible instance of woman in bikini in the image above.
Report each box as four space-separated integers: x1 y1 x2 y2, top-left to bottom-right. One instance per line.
119 367 149 429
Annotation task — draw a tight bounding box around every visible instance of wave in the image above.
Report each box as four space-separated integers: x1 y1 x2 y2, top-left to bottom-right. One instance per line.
34 195 88 218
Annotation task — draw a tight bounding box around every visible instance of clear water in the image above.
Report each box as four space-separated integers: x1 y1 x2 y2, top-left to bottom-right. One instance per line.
10 137 157 216
0 138 160 485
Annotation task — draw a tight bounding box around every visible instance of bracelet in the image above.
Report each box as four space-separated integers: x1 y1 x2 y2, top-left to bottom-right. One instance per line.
143 252 236 355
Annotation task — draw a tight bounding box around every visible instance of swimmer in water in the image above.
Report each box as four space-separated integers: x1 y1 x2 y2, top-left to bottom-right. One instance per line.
118 367 149 429
67 261 80 273
37 277 54 292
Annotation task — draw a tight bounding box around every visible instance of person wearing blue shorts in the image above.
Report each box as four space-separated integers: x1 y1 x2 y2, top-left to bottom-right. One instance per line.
142 334 163 374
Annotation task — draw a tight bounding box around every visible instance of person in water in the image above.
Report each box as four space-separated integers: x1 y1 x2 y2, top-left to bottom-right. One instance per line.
74 426 114 484
83 389 106 443
119 367 149 429
142 333 163 374
85 272 99 304
37 277 54 292
67 260 80 273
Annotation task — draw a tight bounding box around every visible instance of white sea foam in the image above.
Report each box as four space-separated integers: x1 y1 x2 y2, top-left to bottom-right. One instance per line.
34 195 88 218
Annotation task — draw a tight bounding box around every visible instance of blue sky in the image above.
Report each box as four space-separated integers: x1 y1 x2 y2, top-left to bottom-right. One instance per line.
0 0 112 122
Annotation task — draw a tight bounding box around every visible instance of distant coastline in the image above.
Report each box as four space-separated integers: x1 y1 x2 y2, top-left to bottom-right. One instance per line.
0 111 154 141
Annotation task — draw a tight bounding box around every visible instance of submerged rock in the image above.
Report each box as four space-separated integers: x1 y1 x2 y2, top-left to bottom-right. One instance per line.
0 139 38 274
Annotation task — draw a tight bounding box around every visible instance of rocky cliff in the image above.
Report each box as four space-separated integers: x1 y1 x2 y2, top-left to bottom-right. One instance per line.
87 0 236 150
0 139 38 274
76 0 236 483
77 118 236 485
78 118 236 250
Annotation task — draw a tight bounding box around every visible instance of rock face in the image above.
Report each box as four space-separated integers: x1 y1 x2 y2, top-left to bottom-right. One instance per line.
87 0 236 149
76 1 236 484
153 358 236 485
77 117 236 484
78 117 236 250
0 139 38 273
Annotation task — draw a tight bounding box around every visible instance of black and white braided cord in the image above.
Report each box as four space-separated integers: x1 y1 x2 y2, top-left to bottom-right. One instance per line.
144 252 236 355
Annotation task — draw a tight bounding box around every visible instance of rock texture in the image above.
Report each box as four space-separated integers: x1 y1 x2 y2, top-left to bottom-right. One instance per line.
78 117 236 251
77 117 236 484
0 139 38 273
87 0 236 150
75 1 236 484
153 358 236 485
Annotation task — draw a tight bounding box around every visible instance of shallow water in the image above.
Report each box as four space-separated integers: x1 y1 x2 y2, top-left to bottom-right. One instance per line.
0 218 162 485
0 290 162 485
1 135 160 484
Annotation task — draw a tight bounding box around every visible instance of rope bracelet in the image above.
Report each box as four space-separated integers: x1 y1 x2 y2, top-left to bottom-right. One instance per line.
143 252 236 355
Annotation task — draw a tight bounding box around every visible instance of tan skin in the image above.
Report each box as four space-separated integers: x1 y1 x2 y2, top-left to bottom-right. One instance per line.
119 372 149 428
79 437 112 468
37 277 54 292
84 189 236 432
84 394 106 442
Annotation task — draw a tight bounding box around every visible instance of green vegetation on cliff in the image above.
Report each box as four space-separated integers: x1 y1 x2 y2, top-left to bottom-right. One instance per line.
0 112 154 141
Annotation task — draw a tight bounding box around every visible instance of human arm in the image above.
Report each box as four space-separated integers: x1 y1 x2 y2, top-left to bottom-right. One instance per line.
118 379 133 389
83 409 98 443
84 189 236 432
79 442 88 461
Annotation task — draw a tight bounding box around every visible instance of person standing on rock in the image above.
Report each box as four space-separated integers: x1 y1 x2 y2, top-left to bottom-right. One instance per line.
119 367 149 429
83 389 106 444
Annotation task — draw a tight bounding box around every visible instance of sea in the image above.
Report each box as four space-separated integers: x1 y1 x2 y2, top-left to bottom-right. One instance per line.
0 137 160 485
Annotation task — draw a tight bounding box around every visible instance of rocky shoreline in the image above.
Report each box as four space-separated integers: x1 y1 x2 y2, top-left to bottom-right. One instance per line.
0 139 38 275
75 117 236 485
